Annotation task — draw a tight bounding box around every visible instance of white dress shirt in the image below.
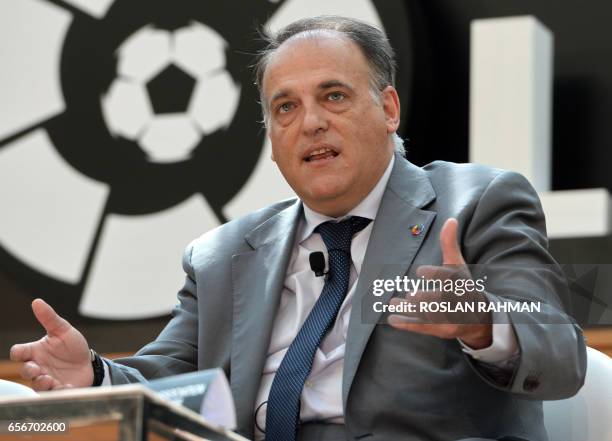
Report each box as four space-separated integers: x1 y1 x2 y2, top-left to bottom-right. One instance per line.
253 155 518 439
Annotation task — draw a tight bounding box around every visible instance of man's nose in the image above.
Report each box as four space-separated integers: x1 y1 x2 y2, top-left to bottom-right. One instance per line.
301 102 329 135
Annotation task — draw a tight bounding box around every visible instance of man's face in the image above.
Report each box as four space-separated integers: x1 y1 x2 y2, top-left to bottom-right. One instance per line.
262 32 400 217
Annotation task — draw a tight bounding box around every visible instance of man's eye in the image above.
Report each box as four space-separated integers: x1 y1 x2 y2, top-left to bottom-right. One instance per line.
328 92 345 101
278 102 294 113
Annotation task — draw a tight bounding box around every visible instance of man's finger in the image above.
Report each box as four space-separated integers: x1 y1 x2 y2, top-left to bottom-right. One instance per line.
416 265 457 280
21 361 44 380
392 291 452 325
31 374 58 391
388 321 461 339
388 314 421 328
440 218 466 265
10 342 34 362
31 298 71 336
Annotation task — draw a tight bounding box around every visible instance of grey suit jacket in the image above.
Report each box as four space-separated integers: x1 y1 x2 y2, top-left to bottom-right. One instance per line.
107 154 587 441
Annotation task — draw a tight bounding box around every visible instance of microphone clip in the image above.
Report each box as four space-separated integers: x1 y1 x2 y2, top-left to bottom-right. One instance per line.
309 251 329 279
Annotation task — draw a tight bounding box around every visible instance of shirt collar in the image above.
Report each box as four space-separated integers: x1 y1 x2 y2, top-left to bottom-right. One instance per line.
299 154 395 242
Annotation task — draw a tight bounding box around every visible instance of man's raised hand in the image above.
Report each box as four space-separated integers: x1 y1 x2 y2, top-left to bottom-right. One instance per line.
10 299 94 391
388 218 493 349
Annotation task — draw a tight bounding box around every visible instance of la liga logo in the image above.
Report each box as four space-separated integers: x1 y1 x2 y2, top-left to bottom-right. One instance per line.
0 0 411 321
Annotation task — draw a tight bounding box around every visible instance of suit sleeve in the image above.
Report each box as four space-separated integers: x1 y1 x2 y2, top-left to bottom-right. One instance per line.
105 241 199 384
462 170 587 399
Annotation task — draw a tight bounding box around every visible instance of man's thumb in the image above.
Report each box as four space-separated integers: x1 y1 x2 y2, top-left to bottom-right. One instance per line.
440 218 465 265
32 298 71 336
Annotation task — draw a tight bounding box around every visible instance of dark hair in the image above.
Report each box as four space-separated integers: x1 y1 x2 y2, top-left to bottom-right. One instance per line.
254 15 397 108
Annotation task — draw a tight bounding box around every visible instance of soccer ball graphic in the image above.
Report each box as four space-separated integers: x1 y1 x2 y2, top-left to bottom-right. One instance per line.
102 23 240 163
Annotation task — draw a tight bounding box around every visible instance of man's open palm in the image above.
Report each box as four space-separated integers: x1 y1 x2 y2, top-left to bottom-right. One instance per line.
10 299 93 391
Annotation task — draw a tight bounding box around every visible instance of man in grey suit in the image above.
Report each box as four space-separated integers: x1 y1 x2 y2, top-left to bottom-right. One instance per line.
11 15 585 441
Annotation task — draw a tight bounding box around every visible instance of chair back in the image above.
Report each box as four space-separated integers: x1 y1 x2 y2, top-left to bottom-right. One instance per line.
543 347 612 441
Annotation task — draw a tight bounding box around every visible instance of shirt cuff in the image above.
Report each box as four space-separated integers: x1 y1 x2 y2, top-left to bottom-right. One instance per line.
101 359 112 386
459 311 519 363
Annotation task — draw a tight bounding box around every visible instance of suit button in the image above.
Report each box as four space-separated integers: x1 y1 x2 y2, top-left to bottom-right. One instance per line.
523 376 540 391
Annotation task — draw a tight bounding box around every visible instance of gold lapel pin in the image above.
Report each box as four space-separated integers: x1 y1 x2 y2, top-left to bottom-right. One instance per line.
410 223 424 236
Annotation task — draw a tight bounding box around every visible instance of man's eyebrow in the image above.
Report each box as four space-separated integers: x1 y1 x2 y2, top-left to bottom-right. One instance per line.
319 80 354 91
270 90 289 105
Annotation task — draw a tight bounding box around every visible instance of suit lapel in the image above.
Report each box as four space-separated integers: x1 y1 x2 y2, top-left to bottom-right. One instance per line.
230 200 302 435
342 155 437 407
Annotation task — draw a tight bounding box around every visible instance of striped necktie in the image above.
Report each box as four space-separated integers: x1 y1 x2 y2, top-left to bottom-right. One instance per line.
265 216 372 441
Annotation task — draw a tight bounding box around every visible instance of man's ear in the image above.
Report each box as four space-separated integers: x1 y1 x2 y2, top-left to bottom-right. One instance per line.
381 85 400 134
